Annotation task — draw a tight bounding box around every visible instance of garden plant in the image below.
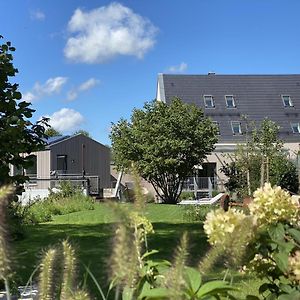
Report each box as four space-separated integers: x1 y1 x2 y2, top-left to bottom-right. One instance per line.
1 180 299 299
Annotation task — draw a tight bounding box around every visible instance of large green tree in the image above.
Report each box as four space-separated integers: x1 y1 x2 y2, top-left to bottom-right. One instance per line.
111 98 218 204
45 127 61 137
0 37 47 187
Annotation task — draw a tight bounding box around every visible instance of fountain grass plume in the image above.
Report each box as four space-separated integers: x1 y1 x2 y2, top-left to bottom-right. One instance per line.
131 165 146 213
61 240 77 300
198 244 225 275
165 232 189 299
0 185 14 280
39 247 59 300
199 216 256 273
0 185 14 300
109 168 152 290
109 223 133 286
73 290 90 300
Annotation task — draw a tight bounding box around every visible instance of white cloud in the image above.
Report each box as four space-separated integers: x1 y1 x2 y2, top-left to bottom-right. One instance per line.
34 77 68 94
167 62 188 73
44 108 84 132
67 78 100 101
22 92 37 102
64 3 158 63
78 78 100 91
30 9 45 21
23 76 68 102
66 90 78 102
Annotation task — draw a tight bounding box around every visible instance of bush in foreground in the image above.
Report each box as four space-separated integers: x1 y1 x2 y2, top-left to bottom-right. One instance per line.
1 182 300 299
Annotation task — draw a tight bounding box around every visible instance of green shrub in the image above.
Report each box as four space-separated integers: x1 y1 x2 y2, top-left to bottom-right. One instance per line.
179 191 195 201
22 193 95 224
183 204 216 222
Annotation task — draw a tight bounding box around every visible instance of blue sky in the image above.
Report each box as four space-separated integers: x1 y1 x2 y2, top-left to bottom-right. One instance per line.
1 0 300 145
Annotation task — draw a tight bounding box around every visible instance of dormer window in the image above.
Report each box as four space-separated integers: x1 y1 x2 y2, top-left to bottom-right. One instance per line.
225 95 236 108
203 95 214 108
231 121 242 135
212 121 220 135
291 122 300 133
282 95 293 107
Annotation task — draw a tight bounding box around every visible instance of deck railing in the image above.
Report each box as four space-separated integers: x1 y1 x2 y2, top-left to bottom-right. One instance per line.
182 176 217 191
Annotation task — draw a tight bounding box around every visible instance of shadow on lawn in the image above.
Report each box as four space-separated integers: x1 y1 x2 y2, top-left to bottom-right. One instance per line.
13 221 207 295
13 221 257 298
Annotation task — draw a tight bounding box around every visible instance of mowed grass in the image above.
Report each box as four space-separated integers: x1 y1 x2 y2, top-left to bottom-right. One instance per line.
13 203 261 298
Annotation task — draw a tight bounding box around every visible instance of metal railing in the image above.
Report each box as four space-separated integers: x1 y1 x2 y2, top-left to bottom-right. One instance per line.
26 174 101 196
182 177 217 191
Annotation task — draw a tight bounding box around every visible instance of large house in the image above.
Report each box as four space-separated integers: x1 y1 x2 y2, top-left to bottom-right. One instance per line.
11 134 111 201
156 73 300 195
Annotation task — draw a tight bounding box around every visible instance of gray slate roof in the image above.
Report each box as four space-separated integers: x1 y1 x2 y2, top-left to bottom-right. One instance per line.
160 74 300 143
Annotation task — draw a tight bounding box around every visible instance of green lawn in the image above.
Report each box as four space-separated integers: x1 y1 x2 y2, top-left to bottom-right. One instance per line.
13 203 261 298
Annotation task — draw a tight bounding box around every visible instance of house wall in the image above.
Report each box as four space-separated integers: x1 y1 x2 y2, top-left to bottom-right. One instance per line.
49 135 111 188
205 142 300 191
36 150 51 189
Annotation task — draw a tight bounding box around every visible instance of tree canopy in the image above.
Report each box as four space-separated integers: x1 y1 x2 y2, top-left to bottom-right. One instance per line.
0 36 47 187
45 127 62 137
111 98 218 204
73 130 90 138
221 118 298 195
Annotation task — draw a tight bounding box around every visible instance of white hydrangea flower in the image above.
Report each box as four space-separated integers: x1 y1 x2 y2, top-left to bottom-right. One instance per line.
249 183 300 226
204 208 247 246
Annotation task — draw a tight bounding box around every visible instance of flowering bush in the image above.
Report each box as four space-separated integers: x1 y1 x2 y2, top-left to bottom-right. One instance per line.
249 183 299 226
204 208 246 246
288 250 300 283
203 183 300 299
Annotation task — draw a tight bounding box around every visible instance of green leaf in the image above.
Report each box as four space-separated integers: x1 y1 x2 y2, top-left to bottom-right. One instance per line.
141 249 159 260
287 228 300 244
197 281 236 298
268 223 285 242
183 267 202 293
266 293 277 300
273 252 289 272
278 291 300 300
138 287 170 299
122 286 134 300
246 296 260 300
278 283 294 294
259 283 271 294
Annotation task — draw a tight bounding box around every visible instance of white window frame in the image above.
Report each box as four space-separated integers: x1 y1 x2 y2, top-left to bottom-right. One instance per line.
212 121 220 135
291 122 300 133
282 95 293 107
231 121 242 135
225 95 236 108
203 95 215 108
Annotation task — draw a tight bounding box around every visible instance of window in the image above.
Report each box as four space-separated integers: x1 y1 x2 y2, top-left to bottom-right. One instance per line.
291 122 300 133
25 155 37 177
225 95 236 108
212 121 220 135
231 121 242 135
57 155 67 174
203 95 214 108
282 95 293 107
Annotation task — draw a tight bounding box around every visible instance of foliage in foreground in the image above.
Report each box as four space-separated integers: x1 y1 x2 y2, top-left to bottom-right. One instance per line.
204 183 300 299
0 36 48 188
111 98 218 204
0 182 238 299
1 181 300 299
